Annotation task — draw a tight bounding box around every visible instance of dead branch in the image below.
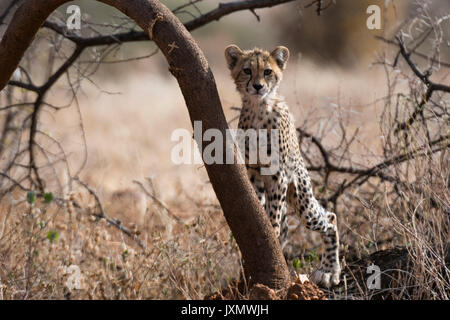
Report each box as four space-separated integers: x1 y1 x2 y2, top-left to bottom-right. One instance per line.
73 177 147 250
304 0 334 16
393 37 450 134
132 179 183 224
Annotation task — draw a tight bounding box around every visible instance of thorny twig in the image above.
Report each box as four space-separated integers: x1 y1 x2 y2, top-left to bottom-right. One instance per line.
133 179 183 224
73 178 148 250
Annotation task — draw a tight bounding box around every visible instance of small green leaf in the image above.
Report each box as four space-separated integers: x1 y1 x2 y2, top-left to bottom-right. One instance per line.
27 191 36 205
306 251 319 263
293 258 300 269
46 230 59 243
43 192 54 204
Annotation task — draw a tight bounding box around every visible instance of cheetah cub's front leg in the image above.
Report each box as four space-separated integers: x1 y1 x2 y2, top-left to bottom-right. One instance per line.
287 173 341 287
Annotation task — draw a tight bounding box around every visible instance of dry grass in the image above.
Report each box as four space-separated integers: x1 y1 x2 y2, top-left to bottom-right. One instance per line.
0 185 241 299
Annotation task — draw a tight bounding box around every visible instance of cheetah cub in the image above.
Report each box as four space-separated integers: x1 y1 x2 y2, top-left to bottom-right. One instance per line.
225 45 341 287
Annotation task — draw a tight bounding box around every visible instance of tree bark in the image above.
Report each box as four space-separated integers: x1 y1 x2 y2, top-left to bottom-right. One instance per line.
0 0 290 289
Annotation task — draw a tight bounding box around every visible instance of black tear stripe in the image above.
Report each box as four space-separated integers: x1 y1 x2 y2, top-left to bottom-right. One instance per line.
246 69 252 93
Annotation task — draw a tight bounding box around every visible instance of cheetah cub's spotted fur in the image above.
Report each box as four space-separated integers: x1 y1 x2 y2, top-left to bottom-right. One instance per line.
225 45 341 287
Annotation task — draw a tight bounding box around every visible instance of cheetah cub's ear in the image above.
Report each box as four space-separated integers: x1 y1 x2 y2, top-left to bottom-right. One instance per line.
270 46 290 70
225 44 243 70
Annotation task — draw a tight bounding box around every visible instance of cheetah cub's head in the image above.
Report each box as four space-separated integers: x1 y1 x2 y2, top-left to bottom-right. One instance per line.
225 45 289 101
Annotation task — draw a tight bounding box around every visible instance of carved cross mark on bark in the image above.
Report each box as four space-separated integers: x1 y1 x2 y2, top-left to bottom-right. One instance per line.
168 41 179 54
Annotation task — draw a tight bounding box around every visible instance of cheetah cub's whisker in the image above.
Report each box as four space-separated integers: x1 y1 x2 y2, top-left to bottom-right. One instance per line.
225 45 341 288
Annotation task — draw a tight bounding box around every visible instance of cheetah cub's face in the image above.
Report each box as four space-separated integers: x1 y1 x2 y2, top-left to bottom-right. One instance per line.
225 45 289 101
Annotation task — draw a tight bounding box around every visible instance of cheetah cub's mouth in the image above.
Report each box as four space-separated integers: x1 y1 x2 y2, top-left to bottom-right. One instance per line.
224 45 289 101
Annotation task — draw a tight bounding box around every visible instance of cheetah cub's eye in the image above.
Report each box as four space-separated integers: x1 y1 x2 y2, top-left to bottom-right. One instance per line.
264 69 272 76
243 68 252 75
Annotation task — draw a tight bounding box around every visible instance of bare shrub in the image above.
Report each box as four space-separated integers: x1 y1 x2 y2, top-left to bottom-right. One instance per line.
282 1 449 299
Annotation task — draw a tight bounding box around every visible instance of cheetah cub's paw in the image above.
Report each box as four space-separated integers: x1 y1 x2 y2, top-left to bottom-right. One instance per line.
311 267 341 288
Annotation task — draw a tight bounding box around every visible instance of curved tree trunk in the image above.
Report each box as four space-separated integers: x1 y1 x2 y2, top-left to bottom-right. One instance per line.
0 0 290 289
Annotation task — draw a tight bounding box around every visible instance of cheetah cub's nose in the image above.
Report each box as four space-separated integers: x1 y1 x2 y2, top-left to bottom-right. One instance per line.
253 83 263 92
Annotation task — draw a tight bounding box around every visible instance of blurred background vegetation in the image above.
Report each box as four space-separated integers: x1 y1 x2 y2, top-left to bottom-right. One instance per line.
43 0 450 69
